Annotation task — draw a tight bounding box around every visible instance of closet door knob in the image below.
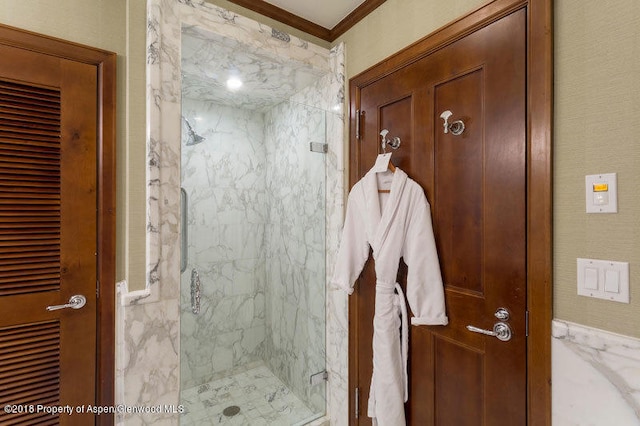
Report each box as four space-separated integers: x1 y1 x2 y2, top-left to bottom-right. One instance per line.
46 294 87 311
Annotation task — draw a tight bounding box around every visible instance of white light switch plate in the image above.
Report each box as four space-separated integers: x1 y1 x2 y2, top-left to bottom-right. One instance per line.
577 258 629 303
585 173 617 213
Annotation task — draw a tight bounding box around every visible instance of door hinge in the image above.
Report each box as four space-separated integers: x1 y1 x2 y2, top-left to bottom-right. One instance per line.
309 141 328 154
355 109 364 140
355 387 360 419
96 280 100 298
309 370 328 385
525 310 529 337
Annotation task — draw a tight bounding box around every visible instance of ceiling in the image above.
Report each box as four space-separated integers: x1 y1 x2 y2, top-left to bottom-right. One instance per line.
264 0 366 29
181 27 325 111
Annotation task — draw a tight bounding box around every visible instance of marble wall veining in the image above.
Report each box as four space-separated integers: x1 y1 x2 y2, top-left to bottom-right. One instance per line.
180 89 333 418
116 0 346 424
263 96 327 413
181 25 326 112
552 320 640 425
180 99 268 390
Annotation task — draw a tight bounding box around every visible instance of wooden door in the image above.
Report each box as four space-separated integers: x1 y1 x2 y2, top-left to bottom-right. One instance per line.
350 9 526 425
0 26 116 425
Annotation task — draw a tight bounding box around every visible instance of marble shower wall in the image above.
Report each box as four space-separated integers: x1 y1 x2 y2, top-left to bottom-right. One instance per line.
180 99 267 390
552 320 640 425
122 0 347 424
180 94 329 414
263 97 327 413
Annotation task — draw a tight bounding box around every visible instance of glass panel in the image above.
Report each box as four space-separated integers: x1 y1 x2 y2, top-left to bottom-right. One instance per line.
179 97 326 424
264 100 327 422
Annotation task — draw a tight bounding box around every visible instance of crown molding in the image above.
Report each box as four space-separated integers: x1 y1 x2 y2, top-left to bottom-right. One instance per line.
225 0 388 42
330 0 386 40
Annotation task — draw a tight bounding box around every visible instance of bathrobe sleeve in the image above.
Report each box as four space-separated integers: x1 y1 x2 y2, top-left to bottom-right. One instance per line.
330 185 370 295
403 193 449 326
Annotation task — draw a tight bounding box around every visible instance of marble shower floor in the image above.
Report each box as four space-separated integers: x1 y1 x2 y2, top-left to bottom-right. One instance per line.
180 363 319 425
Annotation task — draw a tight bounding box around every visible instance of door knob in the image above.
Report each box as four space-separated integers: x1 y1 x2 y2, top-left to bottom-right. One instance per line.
466 322 512 342
46 294 87 311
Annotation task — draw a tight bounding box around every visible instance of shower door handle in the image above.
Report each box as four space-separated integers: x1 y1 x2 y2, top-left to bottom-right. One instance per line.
190 268 201 314
466 322 512 342
181 188 188 273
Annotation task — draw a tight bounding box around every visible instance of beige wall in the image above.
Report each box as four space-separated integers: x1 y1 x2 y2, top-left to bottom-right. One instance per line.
0 0 149 291
2 0 639 337
124 0 148 292
554 0 640 337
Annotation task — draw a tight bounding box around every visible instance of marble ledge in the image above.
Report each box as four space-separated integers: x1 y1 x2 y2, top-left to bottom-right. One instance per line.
552 319 640 357
117 279 159 306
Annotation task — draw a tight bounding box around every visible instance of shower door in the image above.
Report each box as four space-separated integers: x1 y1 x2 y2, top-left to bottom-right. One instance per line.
179 97 327 425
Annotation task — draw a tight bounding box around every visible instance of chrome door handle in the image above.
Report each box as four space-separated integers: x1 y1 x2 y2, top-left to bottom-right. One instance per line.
466 322 512 342
46 294 87 311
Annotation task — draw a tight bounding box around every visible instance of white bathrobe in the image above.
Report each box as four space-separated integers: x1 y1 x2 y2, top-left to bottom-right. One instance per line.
332 167 448 426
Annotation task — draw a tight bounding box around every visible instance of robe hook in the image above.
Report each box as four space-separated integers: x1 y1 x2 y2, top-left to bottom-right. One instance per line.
439 110 465 136
380 129 401 153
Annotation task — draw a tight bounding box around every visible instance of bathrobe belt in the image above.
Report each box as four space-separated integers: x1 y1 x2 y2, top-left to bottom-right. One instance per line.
394 283 409 402
368 282 410 423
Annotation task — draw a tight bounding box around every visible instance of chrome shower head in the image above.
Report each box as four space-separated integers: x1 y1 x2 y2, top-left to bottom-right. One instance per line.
182 116 206 146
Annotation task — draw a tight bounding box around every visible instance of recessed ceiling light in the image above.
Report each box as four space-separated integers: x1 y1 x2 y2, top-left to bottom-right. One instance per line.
226 77 243 91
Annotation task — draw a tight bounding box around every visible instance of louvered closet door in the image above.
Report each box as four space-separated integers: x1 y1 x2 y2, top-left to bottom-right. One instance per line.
0 44 97 425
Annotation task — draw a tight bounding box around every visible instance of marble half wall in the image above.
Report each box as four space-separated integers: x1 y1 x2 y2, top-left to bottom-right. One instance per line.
115 0 346 424
552 320 640 425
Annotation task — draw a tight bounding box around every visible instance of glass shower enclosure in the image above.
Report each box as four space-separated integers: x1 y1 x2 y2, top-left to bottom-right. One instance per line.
179 45 328 423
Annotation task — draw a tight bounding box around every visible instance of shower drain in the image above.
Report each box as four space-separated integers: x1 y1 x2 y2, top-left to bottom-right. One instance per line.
222 405 241 417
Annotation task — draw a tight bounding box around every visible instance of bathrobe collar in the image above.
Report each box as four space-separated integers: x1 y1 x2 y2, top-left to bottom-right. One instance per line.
361 167 408 254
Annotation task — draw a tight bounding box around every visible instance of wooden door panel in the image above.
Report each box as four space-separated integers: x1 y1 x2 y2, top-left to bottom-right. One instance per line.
59 59 98 419
406 327 433 423
0 321 61 424
434 69 484 295
354 257 376 421
0 43 98 425
434 337 484 426
351 9 527 425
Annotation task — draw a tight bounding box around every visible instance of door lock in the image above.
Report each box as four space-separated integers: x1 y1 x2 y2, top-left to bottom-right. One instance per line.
466 322 512 342
494 307 510 321
46 294 87 311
